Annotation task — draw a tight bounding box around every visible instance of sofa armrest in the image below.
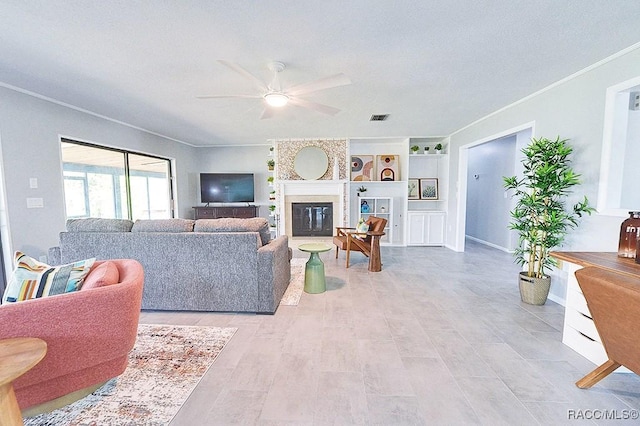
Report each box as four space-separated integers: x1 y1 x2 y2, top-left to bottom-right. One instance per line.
257 235 291 313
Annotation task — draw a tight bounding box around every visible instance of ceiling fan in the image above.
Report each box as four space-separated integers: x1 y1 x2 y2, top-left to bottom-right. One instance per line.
197 60 351 119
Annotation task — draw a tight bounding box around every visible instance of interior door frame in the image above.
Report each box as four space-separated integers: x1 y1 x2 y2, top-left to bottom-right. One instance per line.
455 121 535 252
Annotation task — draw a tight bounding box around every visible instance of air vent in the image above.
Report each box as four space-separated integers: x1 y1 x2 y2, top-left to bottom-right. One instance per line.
370 114 389 121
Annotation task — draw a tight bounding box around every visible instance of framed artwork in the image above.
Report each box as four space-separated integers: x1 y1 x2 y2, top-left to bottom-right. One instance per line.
351 155 374 181
408 179 419 199
377 155 399 181
419 178 438 200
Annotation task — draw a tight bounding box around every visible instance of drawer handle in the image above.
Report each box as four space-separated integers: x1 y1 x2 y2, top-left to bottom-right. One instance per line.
578 331 595 342
579 312 593 320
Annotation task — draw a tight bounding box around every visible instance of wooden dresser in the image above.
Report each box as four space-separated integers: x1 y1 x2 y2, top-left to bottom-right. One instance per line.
551 251 640 370
193 206 258 219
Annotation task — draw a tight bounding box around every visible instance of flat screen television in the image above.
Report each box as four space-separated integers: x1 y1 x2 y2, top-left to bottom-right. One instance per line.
200 173 255 203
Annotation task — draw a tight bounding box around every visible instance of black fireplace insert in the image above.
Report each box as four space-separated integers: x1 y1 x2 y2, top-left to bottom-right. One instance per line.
291 202 333 237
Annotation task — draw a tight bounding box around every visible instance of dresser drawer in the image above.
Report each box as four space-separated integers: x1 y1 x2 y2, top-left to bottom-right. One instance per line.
565 307 601 343
562 326 608 365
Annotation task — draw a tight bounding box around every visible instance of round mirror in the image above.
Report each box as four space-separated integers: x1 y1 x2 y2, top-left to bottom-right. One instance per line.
294 146 328 180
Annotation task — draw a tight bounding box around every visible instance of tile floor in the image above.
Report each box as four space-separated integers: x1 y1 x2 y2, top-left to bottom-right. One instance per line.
140 240 640 425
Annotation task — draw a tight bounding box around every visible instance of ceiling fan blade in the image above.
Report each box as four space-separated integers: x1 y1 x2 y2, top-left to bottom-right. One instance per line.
288 97 341 115
260 107 275 120
218 60 268 91
196 94 261 99
287 73 351 96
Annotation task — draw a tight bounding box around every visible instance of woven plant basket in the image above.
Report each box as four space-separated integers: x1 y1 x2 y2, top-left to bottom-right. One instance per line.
518 271 551 305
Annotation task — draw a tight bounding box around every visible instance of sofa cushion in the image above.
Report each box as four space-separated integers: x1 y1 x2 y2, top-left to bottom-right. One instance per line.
66 218 134 232
82 261 120 290
194 218 271 245
131 219 195 233
1 252 95 303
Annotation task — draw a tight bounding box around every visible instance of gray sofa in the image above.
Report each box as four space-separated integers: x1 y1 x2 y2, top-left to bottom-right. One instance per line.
48 217 291 314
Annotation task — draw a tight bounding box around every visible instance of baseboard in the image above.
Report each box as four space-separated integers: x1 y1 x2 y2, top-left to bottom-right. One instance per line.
465 235 512 253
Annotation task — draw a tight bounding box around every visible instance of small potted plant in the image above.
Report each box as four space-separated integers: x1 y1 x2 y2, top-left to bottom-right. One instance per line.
434 143 443 154
503 136 594 305
269 190 276 200
267 159 275 171
268 146 274 156
268 205 276 216
410 145 420 155
267 176 274 186
424 146 430 154
357 185 367 197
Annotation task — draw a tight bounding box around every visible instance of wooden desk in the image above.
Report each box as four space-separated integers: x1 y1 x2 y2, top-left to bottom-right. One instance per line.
550 251 640 279
0 337 47 426
550 251 640 370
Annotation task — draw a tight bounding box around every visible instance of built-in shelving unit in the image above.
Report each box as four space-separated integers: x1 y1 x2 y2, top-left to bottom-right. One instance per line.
357 196 392 244
267 144 278 238
406 137 449 246
348 137 407 245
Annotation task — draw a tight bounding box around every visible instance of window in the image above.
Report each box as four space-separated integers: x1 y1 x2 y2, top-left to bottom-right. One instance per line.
61 139 173 220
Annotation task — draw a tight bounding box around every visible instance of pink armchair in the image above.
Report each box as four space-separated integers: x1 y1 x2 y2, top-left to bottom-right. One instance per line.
0 259 144 412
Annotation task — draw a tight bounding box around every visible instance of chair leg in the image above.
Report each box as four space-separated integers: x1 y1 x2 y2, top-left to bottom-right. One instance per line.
368 236 382 272
575 359 621 389
335 247 339 259
345 239 351 268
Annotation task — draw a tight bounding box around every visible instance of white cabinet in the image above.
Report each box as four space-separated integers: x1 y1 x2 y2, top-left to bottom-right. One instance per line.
407 211 445 246
560 260 631 372
358 196 392 244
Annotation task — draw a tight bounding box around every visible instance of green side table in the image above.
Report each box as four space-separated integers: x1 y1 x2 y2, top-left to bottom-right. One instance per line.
298 243 332 294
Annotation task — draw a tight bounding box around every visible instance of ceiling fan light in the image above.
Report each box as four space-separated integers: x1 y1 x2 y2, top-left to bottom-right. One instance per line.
264 93 289 107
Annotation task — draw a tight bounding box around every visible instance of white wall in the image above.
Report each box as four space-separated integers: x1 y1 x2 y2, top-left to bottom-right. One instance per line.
0 86 198 261
465 135 516 250
447 46 640 255
446 46 640 305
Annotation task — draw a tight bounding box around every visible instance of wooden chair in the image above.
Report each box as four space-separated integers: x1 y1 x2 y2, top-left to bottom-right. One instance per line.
333 216 387 271
573 266 640 388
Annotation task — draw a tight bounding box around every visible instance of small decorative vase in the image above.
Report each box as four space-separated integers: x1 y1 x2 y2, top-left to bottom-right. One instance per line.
332 157 340 180
618 211 640 258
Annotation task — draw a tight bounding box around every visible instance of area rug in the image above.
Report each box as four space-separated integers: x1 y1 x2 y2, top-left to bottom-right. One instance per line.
280 258 306 306
25 324 237 426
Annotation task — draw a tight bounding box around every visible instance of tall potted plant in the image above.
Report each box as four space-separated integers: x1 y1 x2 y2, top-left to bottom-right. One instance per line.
503 136 594 305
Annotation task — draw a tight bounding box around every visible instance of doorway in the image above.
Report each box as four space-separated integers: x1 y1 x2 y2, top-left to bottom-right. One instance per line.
456 123 533 252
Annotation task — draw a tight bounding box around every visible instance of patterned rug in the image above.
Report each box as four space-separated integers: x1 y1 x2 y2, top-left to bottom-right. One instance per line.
280 258 306 306
25 324 236 426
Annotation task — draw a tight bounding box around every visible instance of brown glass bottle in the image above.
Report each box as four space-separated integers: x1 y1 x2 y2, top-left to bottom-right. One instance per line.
618 211 640 258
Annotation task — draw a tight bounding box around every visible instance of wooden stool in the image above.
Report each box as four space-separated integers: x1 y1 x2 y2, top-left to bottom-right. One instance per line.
0 337 47 426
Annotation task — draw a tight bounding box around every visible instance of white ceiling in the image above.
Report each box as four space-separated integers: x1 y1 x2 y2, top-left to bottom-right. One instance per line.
2 1 640 147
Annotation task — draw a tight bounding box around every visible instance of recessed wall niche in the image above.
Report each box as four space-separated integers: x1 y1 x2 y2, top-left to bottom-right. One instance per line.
598 76 640 215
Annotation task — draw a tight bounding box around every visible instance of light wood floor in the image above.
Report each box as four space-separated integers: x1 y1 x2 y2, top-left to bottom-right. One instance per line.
140 240 640 425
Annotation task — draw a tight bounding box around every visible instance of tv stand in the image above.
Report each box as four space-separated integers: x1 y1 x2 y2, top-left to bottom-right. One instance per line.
193 205 258 219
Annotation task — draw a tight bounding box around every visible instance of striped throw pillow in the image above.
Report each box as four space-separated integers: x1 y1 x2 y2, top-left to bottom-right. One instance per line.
1 252 95 303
